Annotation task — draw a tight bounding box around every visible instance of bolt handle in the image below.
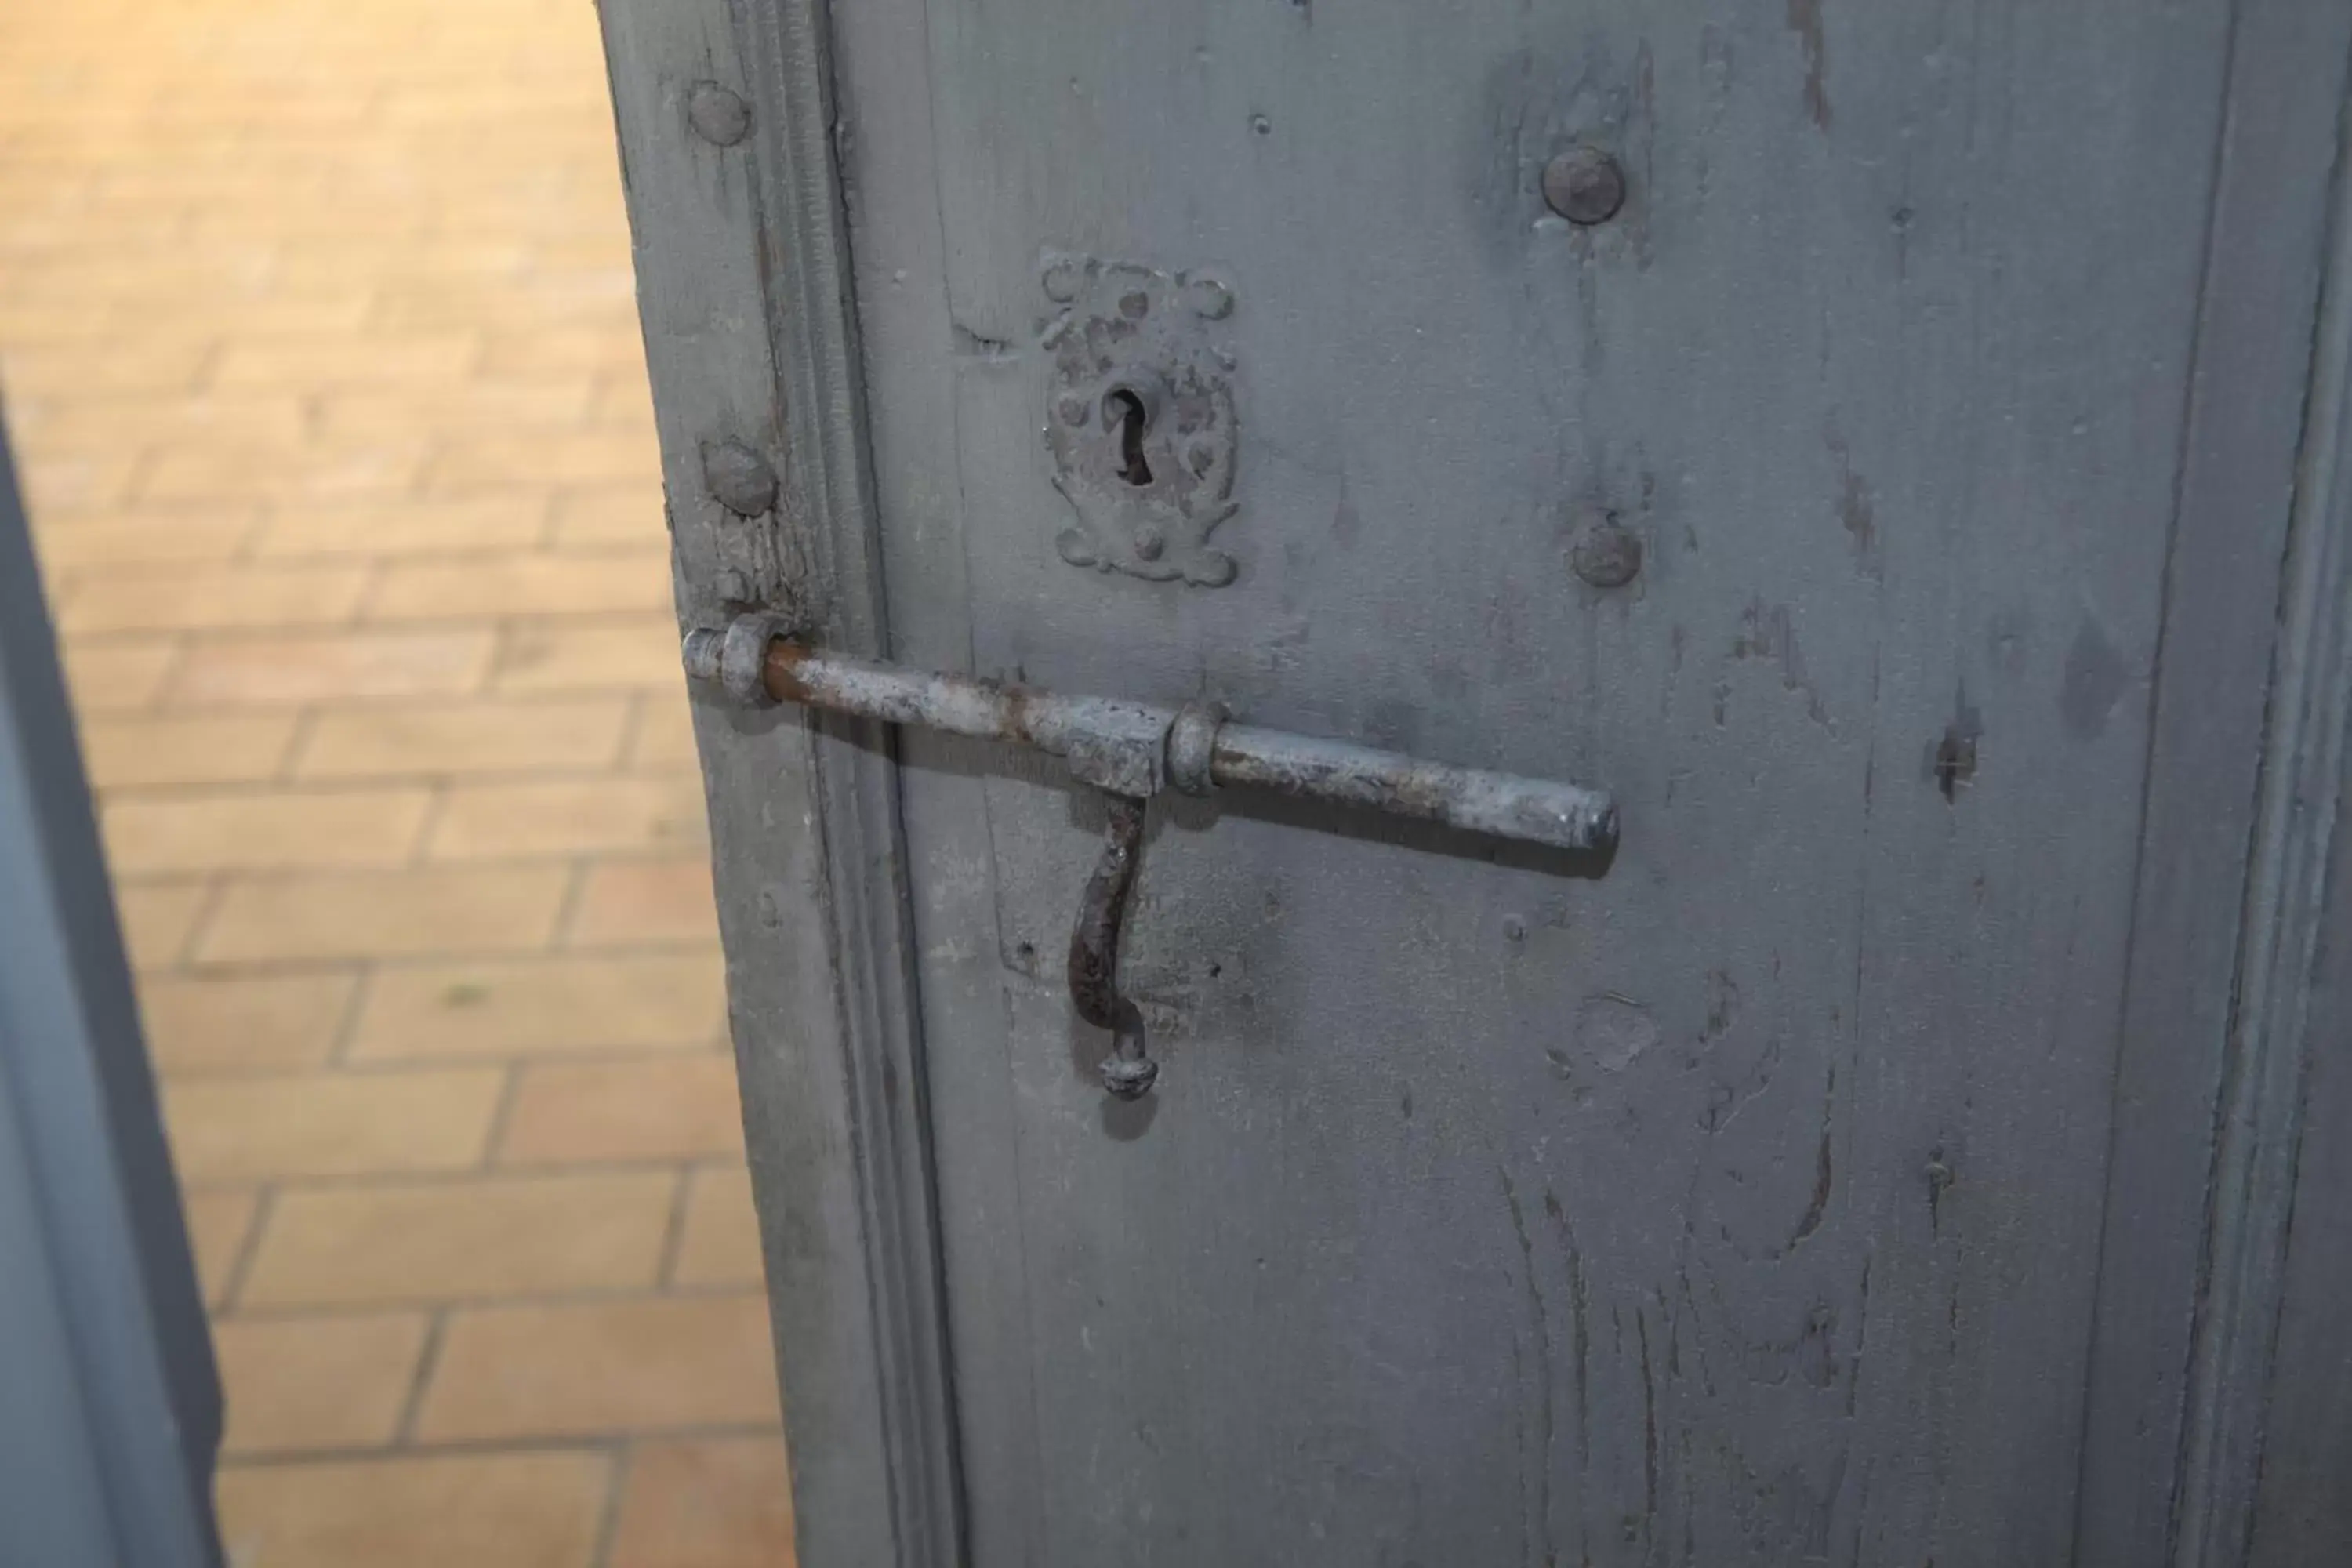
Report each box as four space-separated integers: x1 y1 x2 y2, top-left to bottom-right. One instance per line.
1068 793 1156 1098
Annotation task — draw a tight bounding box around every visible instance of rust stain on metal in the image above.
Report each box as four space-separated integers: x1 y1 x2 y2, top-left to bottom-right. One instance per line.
1000 683 1040 749
1068 794 1156 1098
1065 804 1136 1029
762 638 818 705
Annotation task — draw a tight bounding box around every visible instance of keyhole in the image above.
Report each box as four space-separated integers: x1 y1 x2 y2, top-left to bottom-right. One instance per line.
1105 387 1153 487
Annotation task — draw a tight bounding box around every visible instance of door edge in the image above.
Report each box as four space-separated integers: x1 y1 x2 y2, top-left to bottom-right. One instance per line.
596 0 966 1561
2169 24 2352 1563
2076 3 2352 1561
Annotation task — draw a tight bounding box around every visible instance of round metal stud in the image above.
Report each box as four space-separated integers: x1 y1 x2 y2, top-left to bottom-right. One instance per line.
686 82 752 147
1542 147 1628 226
1570 515 1644 588
705 440 779 517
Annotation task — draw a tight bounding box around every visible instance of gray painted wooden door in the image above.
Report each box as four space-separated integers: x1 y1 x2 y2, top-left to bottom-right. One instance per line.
597 0 2352 1563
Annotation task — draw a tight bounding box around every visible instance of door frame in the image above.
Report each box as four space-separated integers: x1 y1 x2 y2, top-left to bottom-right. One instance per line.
597 0 964 1561
595 2 2352 1563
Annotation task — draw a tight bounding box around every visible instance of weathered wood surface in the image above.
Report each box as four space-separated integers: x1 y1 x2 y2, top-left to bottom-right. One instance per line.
827 1 2321 1562
609 0 2352 1559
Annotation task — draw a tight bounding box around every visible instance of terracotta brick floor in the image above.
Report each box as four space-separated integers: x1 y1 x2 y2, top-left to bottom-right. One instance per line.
0 0 795 1563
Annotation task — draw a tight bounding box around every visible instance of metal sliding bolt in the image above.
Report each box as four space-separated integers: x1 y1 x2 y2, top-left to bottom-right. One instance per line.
681 622 1620 855
683 620 1619 1098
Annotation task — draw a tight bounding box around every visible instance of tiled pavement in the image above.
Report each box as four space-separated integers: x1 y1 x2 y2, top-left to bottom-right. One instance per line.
0 0 794 1563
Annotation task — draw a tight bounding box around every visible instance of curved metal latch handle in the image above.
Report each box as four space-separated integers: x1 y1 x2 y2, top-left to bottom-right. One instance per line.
1068 793 1155 1098
684 615 1619 1098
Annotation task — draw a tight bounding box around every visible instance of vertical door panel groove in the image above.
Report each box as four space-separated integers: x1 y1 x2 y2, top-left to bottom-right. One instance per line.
2075 3 2352 1562
2172 27 2352 1559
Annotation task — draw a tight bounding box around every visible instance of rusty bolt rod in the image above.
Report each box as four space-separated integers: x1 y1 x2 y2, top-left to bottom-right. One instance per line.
1207 724 1615 853
683 628 1618 853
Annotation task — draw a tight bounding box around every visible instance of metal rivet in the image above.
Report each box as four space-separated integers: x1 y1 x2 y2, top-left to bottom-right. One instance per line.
687 82 752 147
705 440 779 517
1250 114 1272 136
1542 146 1627 226
1057 396 1091 427
1571 515 1644 588
1132 524 1167 561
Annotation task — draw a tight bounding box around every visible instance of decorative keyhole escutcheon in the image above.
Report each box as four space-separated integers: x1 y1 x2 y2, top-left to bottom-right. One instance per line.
1042 252 1240 587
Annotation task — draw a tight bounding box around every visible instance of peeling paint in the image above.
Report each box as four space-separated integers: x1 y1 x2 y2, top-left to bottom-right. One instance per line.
1826 430 1881 577
1577 992 1661 1072
1732 600 1836 733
